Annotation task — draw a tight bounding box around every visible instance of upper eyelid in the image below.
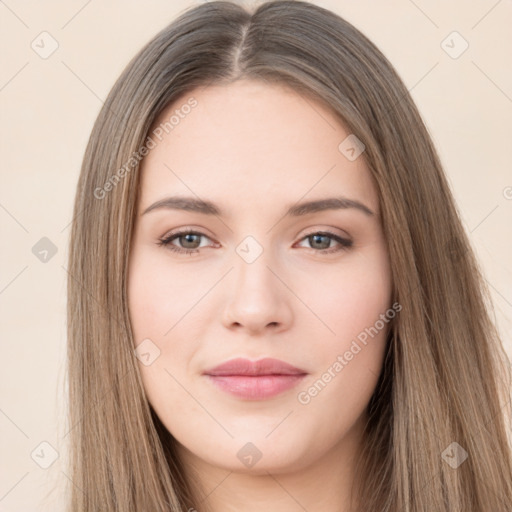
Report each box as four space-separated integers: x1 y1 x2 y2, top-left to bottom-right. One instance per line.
162 227 352 246
162 229 214 243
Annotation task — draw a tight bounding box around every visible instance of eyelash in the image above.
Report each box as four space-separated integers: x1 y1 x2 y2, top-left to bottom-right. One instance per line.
156 228 353 256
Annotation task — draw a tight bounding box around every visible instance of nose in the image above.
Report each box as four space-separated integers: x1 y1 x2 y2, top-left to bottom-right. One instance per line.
221 255 293 335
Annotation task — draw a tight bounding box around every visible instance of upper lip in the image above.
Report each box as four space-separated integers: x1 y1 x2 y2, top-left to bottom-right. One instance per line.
203 357 307 376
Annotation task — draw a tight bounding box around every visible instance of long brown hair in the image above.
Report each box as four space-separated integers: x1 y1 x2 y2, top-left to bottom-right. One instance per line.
66 1 512 510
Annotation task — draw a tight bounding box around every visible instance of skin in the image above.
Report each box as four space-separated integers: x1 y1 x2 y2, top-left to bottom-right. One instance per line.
127 79 392 512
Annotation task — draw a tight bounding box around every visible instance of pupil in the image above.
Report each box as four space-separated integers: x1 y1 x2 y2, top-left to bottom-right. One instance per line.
183 234 198 248
312 234 328 249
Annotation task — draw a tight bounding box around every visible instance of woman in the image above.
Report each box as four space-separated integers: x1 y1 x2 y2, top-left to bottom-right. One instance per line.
66 1 512 510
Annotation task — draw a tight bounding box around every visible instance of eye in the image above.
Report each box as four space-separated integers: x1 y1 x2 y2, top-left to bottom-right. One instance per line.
156 229 352 256
294 230 352 254
156 229 214 255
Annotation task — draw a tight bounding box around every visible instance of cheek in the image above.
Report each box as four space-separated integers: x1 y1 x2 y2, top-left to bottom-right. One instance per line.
127 249 196 342
299 247 392 346
293 246 392 399
127 248 205 407
293 258 392 445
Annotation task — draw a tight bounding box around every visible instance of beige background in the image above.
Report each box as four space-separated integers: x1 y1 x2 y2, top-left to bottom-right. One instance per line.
1 0 511 509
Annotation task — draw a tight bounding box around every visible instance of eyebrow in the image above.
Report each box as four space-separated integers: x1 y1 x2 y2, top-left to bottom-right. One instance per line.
141 195 374 218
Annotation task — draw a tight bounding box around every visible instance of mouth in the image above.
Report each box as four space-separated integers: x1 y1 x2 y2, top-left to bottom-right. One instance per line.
203 357 308 400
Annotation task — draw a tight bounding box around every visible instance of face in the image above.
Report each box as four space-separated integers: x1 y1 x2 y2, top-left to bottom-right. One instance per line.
128 79 392 478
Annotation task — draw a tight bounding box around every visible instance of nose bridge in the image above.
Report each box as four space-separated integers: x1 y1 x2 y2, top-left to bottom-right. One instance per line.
232 236 279 302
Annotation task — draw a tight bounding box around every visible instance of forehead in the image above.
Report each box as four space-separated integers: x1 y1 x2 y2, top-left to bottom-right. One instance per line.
138 79 378 216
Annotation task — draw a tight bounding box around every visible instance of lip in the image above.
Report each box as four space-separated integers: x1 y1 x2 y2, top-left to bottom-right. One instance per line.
203 357 308 400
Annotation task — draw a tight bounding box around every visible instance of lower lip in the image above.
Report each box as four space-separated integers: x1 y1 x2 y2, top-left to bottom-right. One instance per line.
205 374 307 400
